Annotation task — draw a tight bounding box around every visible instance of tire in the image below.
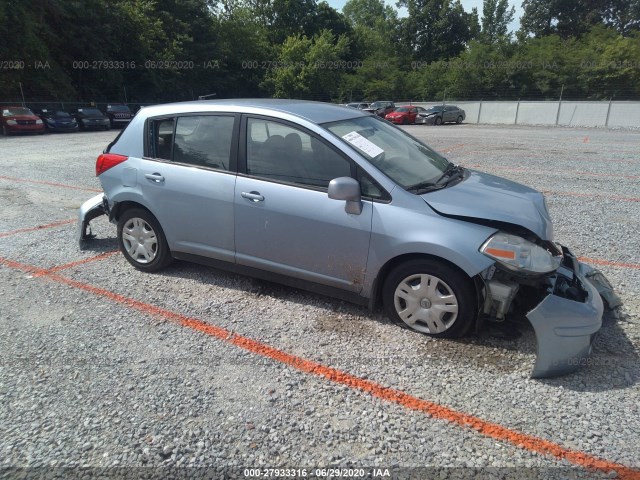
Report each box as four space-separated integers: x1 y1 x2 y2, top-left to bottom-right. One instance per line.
382 259 476 338
456 116 463 124
402 117 409 125
435 116 443 125
117 208 172 272
2 125 7 136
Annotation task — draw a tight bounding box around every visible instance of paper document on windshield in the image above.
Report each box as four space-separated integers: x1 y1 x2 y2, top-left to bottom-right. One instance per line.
342 131 384 158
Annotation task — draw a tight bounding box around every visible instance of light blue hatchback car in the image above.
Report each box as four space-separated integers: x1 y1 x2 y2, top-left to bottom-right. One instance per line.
79 99 609 378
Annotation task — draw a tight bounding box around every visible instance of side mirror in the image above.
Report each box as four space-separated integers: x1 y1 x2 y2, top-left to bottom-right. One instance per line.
328 177 362 215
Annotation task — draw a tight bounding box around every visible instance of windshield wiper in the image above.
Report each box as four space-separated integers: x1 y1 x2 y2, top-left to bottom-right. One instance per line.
406 180 446 194
435 163 464 185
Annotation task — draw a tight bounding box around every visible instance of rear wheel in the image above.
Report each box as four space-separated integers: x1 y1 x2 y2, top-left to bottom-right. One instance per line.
382 259 476 338
117 208 172 272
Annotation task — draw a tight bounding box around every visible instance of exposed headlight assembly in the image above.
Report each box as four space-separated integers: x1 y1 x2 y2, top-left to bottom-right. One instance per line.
481 232 562 275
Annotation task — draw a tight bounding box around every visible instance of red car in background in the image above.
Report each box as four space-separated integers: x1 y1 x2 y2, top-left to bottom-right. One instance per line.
1 106 45 135
385 105 424 125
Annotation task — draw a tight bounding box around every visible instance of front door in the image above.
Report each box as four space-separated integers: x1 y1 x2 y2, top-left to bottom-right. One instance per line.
234 116 373 291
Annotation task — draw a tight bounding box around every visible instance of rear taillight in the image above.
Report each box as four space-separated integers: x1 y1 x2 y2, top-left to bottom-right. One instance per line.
96 153 128 176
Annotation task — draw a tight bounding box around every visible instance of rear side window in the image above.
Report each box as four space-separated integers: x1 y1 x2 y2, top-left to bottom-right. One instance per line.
151 118 175 160
149 115 234 170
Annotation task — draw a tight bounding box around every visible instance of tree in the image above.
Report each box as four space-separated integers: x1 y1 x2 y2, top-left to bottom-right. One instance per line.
262 30 350 100
397 0 479 62
518 0 639 38
480 0 515 42
602 0 640 36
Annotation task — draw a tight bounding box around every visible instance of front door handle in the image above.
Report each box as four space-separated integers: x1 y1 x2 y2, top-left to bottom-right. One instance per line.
241 191 264 202
145 173 165 183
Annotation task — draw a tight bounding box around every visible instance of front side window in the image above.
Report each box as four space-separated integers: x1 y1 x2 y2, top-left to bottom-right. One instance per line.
246 118 351 188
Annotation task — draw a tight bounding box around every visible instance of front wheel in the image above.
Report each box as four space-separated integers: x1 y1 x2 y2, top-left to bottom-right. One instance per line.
117 208 172 272
435 116 443 125
382 259 476 338
456 116 463 124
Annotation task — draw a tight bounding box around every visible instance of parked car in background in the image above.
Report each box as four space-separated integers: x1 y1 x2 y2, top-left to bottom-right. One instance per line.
73 107 110 131
416 105 466 125
38 110 79 132
385 105 423 125
105 104 133 128
345 102 370 110
1 106 45 135
79 99 609 378
363 101 395 117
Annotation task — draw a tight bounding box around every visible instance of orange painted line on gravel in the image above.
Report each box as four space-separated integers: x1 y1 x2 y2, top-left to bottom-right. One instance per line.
1 255 639 479
0 175 101 193
0 218 76 239
579 257 640 270
33 250 119 277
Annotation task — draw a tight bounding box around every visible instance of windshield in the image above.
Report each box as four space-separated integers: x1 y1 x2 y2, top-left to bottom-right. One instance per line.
323 115 450 190
2 107 33 116
78 108 102 116
426 106 443 113
108 105 131 112
396 107 410 112
55 111 71 117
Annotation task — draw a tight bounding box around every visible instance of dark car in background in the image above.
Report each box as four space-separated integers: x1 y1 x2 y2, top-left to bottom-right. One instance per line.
1 106 45 135
38 110 79 132
105 104 133 128
73 107 110 131
345 102 371 110
363 101 395 117
416 105 466 125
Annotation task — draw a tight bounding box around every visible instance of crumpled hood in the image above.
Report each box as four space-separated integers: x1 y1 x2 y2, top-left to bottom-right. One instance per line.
421 169 554 240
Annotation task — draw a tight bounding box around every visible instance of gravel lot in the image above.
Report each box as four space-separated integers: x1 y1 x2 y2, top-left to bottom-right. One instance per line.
1 124 639 479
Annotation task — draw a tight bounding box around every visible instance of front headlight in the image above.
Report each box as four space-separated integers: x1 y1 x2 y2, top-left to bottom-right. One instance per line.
480 232 562 274
36 119 43 124
6 120 17 125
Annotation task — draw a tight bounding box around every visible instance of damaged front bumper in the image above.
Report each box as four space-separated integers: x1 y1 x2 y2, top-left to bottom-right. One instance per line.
78 193 108 248
527 247 604 378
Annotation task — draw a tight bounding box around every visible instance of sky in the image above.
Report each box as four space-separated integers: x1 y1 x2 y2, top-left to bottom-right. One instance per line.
325 0 524 32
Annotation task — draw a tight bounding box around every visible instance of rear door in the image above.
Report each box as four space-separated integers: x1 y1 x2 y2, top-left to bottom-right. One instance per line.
138 113 239 262
234 115 373 291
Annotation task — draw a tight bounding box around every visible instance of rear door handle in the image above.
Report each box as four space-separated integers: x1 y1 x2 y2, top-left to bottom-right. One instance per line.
241 191 264 202
145 173 165 183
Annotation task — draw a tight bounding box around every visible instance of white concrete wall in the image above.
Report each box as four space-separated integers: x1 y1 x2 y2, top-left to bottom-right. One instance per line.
608 102 640 128
408 100 640 128
517 102 558 126
557 102 609 127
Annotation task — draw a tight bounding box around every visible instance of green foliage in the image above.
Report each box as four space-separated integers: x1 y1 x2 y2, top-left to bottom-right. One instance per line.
480 0 515 43
263 30 350 100
1 0 639 103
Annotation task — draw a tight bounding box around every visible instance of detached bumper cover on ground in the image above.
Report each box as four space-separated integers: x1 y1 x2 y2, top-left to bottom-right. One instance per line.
527 248 604 378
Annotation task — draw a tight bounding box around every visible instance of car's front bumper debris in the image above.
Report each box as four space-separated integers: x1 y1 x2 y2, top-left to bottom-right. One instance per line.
527 247 604 378
78 193 107 248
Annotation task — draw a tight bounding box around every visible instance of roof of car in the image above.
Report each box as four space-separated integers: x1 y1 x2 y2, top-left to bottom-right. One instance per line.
139 99 366 124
